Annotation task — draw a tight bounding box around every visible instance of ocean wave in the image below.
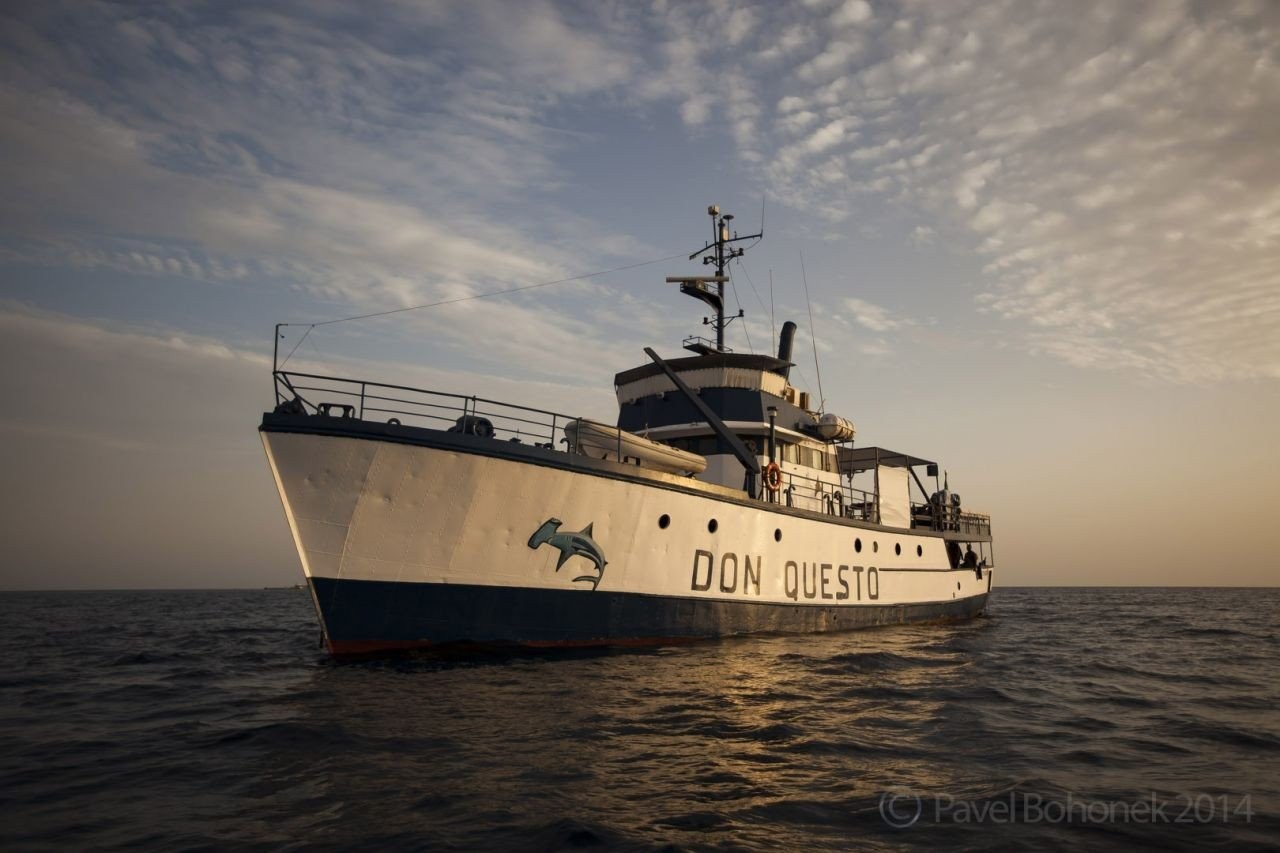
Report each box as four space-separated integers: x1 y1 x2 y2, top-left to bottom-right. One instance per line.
2 587 1277 852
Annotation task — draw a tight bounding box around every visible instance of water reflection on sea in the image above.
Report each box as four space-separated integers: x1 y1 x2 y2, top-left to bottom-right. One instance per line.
1 587 1277 850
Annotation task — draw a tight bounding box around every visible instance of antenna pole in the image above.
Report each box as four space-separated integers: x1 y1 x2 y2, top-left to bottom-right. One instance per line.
712 207 727 350
800 250 826 412
272 323 284 404
682 205 762 353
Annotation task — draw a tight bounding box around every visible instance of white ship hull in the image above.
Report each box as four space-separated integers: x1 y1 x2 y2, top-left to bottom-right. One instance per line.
261 417 991 653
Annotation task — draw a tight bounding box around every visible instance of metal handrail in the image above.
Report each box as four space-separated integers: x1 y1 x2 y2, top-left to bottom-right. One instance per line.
277 371 570 420
907 498 993 535
270 370 984 527
273 370 580 450
778 467 877 519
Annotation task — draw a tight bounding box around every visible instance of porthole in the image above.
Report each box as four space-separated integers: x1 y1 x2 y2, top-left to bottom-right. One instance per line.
658 514 670 529
873 541 879 553
917 545 923 557
708 519 718 533
957 582 961 591
855 538 862 553
895 543 902 556
774 528 782 542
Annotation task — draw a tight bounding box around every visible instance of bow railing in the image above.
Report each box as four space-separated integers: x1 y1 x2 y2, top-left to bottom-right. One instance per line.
273 370 580 451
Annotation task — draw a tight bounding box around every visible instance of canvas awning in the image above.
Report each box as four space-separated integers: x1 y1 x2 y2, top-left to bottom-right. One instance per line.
837 446 936 475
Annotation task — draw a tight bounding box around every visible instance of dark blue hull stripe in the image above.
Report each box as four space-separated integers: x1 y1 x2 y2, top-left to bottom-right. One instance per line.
308 578 989 652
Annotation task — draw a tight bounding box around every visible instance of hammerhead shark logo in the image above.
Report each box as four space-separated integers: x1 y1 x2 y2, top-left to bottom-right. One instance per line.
527 518 607 590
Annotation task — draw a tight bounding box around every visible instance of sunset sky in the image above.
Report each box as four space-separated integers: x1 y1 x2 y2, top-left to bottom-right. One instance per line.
2 0 1277 589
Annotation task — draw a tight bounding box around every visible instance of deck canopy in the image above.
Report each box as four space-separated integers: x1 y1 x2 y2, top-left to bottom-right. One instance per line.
837 446 936 476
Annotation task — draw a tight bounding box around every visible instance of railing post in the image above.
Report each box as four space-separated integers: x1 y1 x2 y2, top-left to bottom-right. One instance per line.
359 382 366 420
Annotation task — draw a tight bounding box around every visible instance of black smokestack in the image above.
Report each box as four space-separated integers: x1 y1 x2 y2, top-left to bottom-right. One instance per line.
777 321 797 378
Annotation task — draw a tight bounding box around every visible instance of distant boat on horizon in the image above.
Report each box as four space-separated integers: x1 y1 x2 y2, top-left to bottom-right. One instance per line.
260 205 995 654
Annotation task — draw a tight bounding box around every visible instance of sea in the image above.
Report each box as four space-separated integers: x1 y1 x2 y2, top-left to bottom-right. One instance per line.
1 587 1276 852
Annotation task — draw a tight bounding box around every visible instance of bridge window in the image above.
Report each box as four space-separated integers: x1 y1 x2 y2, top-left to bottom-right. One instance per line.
667 436 720 455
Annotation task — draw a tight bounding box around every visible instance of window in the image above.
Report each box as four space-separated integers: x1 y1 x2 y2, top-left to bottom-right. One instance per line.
789 446 830 471
694 437 719 455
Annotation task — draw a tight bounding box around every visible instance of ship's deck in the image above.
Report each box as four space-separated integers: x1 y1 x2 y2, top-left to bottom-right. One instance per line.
268 369 992 543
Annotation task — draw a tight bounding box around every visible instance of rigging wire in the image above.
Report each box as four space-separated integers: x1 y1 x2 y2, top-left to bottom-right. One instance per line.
793 364 815 394
312 251 688 327
769 269 776 355
799 249 826 413
279 325 314 368
276 250 689 368
732 258 771 321
733 257 781 356
304 328 326 362
727 270 754 354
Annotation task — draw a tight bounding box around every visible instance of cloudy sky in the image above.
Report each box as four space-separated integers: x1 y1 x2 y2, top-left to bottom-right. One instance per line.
2 0 1277 589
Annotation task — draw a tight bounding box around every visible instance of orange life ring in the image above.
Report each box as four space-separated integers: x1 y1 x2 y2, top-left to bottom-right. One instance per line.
763 462 783 492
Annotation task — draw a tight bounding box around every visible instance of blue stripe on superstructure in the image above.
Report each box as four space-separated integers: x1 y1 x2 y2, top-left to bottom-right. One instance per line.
308 577 988 652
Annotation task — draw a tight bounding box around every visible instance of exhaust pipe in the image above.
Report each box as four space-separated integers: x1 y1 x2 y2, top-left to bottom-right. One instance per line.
777 321 797 378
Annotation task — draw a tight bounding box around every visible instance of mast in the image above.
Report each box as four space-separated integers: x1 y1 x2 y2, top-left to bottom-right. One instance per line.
669 204 763 353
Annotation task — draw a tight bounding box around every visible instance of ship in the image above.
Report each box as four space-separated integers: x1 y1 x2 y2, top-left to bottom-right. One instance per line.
260 205 995 654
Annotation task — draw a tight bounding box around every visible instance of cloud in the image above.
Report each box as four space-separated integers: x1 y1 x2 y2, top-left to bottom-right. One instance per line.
831 1 873 27
841 296 909 333
2 0 1277 387
910 225 935 246
740 0 1280 383
0 1 651 313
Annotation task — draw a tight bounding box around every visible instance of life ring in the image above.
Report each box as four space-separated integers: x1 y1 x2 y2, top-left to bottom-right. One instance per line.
763 462 783 493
